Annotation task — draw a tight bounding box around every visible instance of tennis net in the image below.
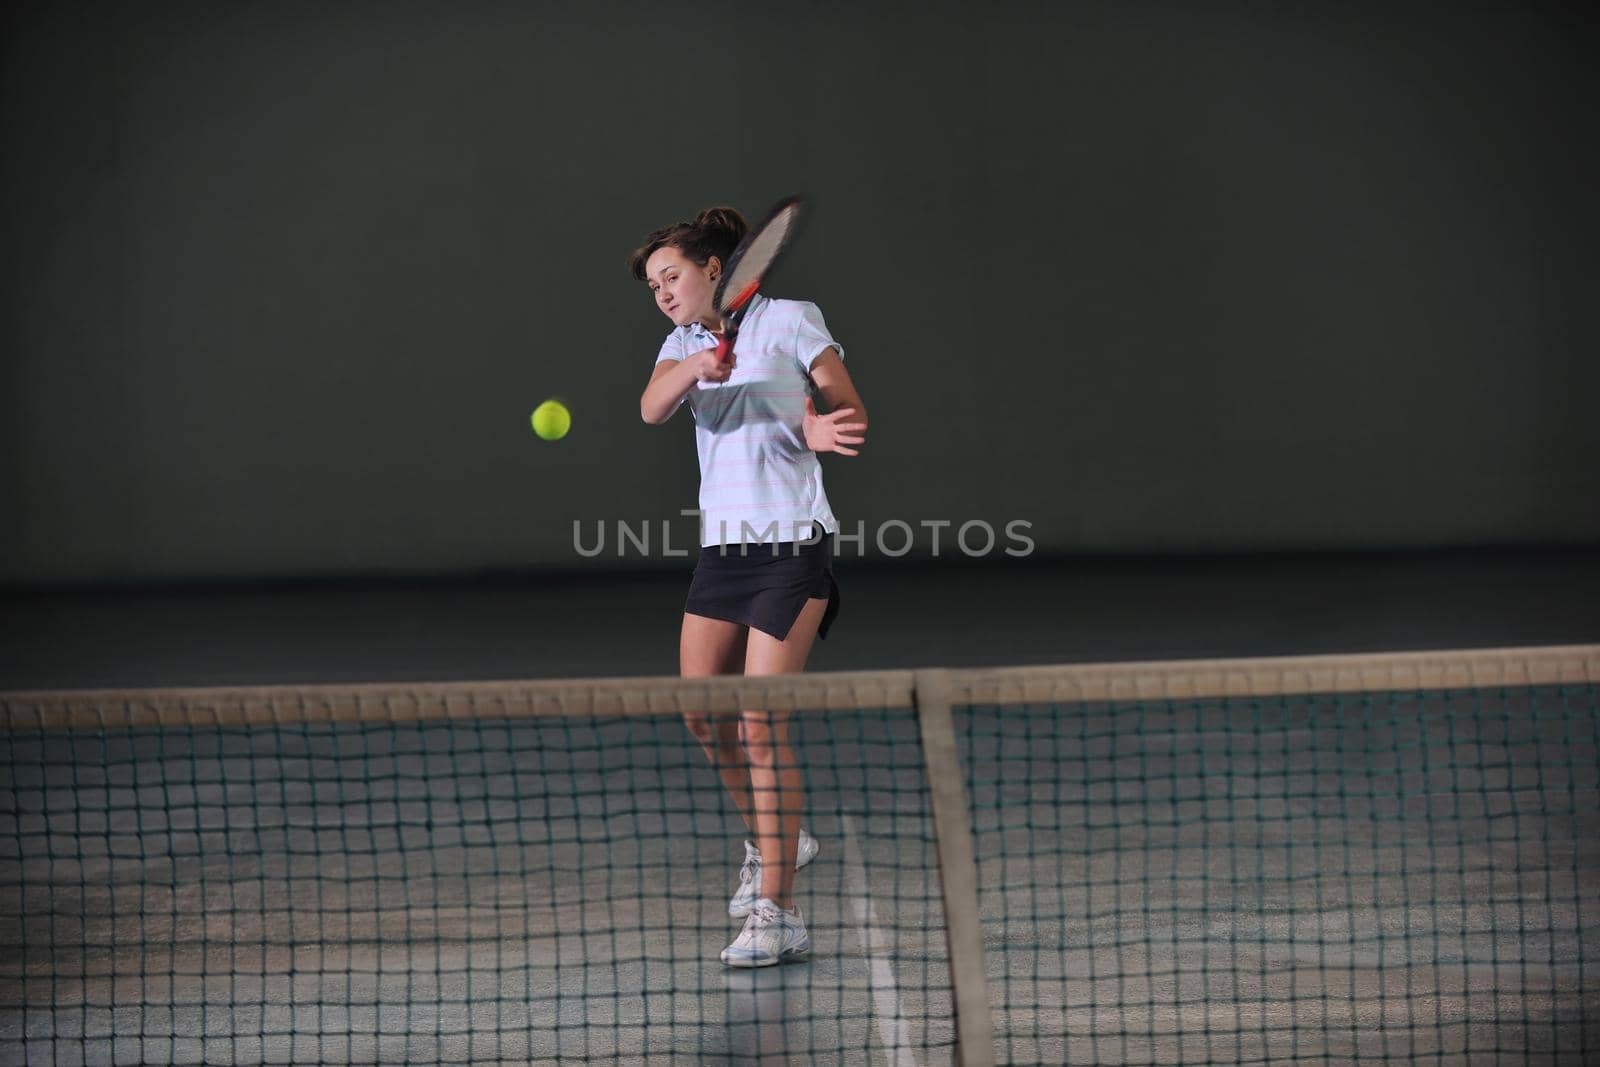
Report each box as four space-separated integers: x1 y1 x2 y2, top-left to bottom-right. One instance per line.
2 646 1596 1065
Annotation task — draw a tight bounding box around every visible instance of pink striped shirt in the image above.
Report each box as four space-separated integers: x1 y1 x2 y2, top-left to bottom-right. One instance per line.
654 296 843 547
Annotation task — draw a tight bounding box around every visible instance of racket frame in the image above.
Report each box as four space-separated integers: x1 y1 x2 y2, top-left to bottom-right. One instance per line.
711 194 806 362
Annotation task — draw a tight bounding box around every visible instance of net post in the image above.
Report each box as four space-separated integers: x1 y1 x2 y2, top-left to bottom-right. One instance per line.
914 668 995 1067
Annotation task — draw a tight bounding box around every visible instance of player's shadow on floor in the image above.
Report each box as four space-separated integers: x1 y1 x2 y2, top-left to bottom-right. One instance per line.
720 964 820 1066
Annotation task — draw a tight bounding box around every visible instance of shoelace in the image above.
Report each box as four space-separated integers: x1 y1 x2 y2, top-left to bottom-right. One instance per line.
753 901 783 926
738 852 760 885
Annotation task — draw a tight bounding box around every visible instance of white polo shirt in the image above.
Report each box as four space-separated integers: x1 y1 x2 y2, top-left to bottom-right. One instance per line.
654 295 843 547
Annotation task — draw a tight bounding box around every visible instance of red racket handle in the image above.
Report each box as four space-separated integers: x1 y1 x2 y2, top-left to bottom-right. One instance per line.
715 334 734 363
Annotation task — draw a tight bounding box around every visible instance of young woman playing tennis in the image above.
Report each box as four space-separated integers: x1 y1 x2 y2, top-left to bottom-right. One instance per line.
630 205 867 967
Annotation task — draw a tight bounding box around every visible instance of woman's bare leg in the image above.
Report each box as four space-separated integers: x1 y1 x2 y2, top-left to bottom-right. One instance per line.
679 612 755 831
741 596 830 908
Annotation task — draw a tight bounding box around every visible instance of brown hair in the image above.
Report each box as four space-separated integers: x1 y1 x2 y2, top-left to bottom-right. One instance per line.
626 206 748 282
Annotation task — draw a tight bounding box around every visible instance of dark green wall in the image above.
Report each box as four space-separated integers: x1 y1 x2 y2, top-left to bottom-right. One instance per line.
5 2 1596 583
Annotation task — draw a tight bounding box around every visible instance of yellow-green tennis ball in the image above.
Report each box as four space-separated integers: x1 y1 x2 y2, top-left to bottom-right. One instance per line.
531 400 570 441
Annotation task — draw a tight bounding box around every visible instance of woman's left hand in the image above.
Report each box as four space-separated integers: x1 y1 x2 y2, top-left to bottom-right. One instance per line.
803 397 867 456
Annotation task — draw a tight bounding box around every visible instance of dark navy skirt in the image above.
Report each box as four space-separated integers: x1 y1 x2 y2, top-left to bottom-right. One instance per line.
684 530 841 641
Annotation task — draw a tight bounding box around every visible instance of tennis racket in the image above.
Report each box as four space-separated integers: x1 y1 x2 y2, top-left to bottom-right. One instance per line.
712 195 807 363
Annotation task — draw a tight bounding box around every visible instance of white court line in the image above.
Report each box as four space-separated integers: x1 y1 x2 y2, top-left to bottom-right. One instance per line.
840 813 922 1067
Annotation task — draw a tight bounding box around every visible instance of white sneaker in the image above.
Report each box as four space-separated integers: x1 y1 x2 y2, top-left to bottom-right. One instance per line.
728 828 820 919
797 826 819 869
720 899 812 967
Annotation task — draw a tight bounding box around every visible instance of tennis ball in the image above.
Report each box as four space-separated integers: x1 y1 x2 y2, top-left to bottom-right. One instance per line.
531 400 571 441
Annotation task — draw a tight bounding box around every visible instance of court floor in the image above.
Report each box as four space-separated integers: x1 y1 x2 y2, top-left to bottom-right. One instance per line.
4 548 1599 690
5 685 1598 1064
2 549 1598 1064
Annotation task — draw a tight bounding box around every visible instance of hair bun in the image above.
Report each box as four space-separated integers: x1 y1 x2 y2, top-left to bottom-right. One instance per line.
626 204 751 281
694 206 748 245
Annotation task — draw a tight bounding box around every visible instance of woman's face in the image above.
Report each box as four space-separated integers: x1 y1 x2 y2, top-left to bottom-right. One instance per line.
644 245 719 329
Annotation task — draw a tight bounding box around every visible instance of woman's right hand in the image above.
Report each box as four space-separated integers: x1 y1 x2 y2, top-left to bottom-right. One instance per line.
687 347 736 383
